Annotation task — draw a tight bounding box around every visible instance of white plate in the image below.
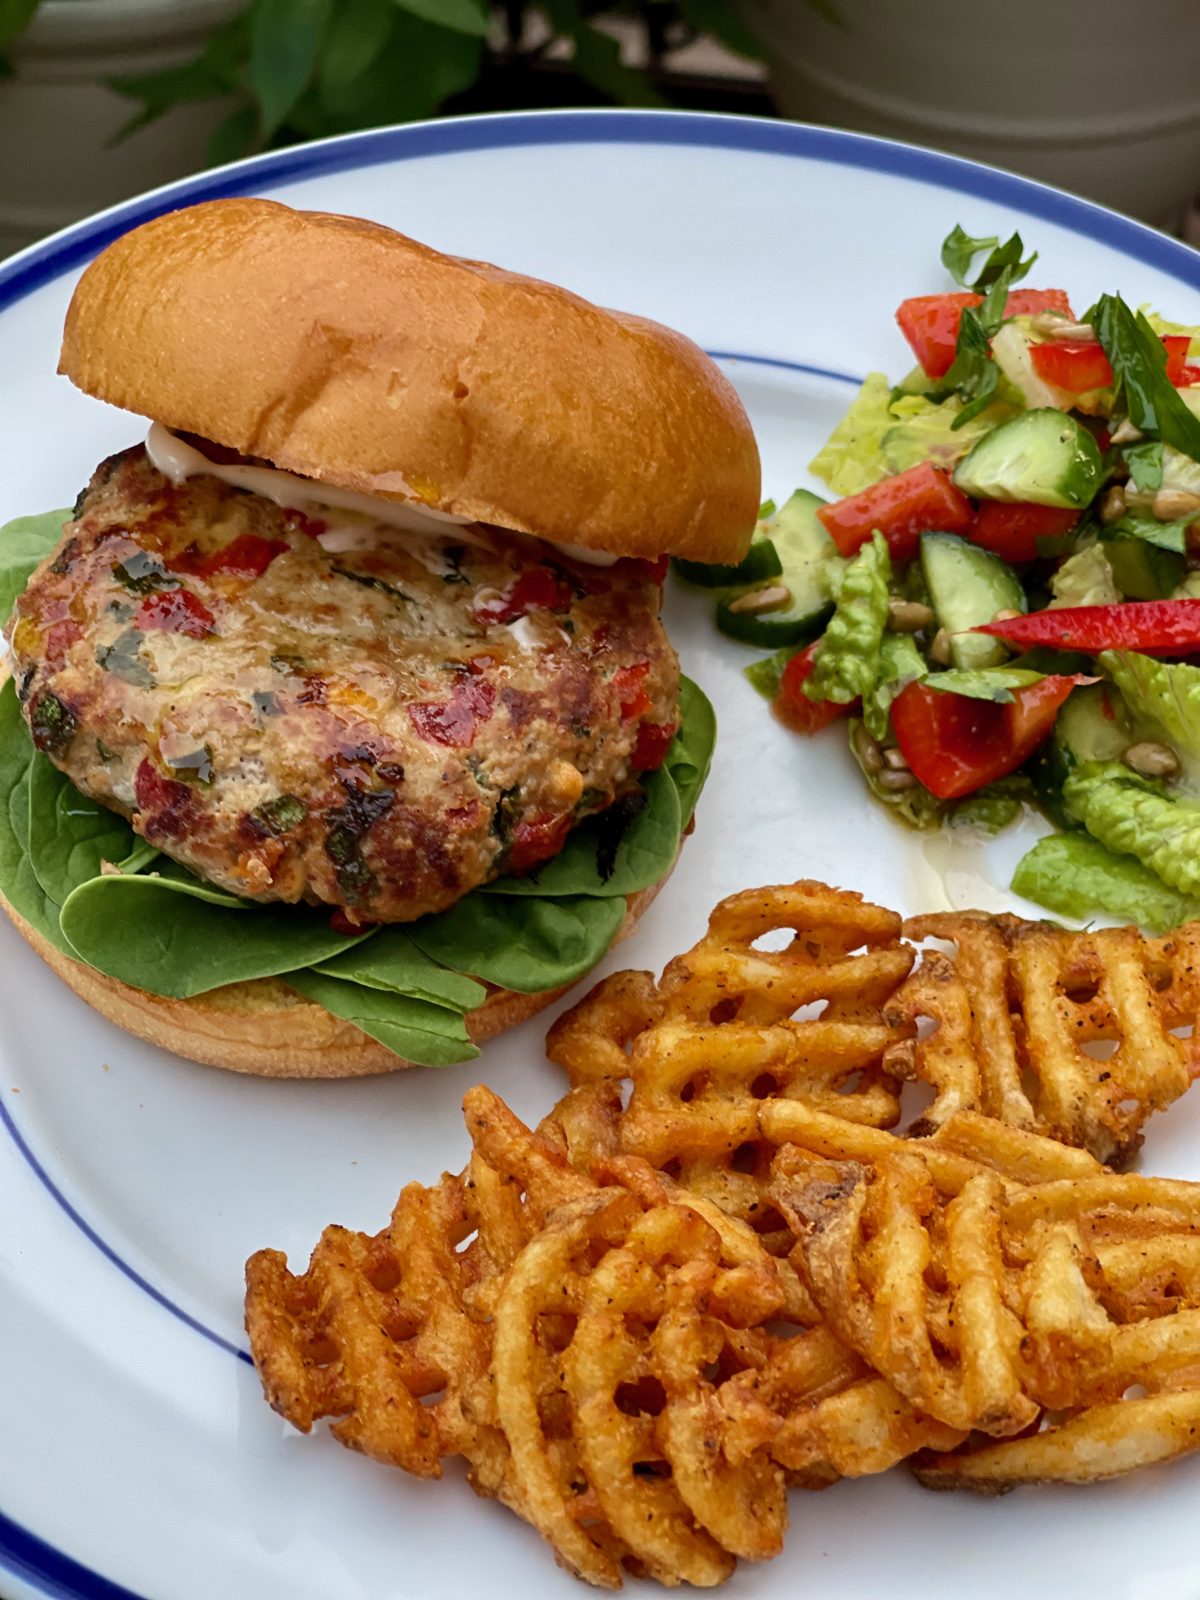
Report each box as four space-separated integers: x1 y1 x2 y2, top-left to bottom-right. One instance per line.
3 110 1200 1600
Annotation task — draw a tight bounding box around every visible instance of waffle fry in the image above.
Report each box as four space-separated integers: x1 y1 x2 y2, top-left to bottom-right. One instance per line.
890 913 1200 1164
245 880 1200 1589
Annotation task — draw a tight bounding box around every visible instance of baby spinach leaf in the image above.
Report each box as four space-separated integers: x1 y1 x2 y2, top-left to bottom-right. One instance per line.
0 508 69 624
409 892 627 993
26 750 157 907
284 969 478 1068
480 675 714 898
0 683 74 952
58 874 374 998
313 927 485 1012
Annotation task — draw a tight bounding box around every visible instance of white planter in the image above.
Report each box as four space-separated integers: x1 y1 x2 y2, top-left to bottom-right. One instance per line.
0 0 244 261
743 0 1200 226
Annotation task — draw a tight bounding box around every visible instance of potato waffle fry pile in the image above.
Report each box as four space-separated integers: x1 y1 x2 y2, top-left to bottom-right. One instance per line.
246 882 1200 1589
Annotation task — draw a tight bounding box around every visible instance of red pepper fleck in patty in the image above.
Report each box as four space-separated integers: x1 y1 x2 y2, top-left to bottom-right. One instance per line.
474 566 573 626
135 588 215 638
507 811 573 873
408 677 497 748
611 661 652 720
174 533 288 579
632 720 675 771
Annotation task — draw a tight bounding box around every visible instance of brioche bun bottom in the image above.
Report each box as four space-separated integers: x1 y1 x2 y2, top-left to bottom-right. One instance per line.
0 876 666 1078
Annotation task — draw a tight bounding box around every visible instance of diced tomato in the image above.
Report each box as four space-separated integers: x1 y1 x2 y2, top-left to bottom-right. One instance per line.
772 641 851 735
891 675 1083 800
134 758 198 837
507 811 573 873
632 720 675 771
612 661 652 720
174 533 287 579
134 588 215 638
977 599 1200 655
44 619 83 670
968 502 1079 563
474 566 573 626
895 288 1073 378
407 677 496 748
1030 333 1191 394
818 461 973 565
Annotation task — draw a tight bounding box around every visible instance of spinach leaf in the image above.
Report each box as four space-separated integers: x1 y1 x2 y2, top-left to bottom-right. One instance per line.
284 969 478 1067
0 508 69 625
1090 295 1200 462
0 683 74 952
312 927 485 1012
940 225 1036 291
58 874 375 998
409 892 627 993
480 675 714 898
26 751 157 907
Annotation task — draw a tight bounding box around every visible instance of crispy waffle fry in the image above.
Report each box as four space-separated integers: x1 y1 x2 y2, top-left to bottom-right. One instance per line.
892 913 1200 1164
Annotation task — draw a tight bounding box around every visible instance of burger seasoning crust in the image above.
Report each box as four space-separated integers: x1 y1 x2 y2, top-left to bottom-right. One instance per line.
7 447 680 923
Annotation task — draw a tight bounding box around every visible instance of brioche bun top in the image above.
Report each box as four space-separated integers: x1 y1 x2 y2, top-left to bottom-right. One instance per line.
58 198 760 563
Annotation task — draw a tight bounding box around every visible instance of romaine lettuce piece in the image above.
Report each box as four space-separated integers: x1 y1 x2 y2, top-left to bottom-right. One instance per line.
1100 651 1200 755
808 373 894 496
882 392 1016 475
1142 309 1200 360
806 532 890 705
1063 760 1200 895
1049 545 1120 608
863 632 926 741
1011 831 1200 932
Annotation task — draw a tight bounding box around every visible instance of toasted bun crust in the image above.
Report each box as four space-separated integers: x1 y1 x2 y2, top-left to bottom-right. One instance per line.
59 198 760 564
0 876 666 1079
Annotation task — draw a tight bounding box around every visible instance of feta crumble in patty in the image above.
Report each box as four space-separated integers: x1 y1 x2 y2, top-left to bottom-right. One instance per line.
6 446 680 923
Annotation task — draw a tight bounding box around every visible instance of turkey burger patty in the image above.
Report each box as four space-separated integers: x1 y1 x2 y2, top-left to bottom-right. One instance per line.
8 443 680 923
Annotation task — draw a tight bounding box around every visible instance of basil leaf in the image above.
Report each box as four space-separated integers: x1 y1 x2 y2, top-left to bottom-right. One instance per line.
312 927 485 1012
1090 295 1200 462
284 969 478 1067
1099 511 1192 554
58 874 375 998
409 892 627 993
392 0 489 36
1124 439 1164 493
249 0 333 137
940 225 1036 291
943 272 1013 428
0 508 69 626
26 751 157 907
925 667 1048 703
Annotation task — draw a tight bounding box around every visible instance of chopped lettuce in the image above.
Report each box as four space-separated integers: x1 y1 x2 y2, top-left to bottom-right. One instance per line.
1062 760 1200 896
1100 651 1200 755
882 392 1015 475
863 633 926 741
743 644 797 702
806 533 890 705
1012 830 1200 932
808 372 894 496
1174 572 1200 599
1049 545 1120 608
1142 309 1200 361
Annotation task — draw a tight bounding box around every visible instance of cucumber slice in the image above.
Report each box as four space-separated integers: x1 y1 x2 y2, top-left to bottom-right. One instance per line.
1105 537 1185 600
715 489 843 648
1053 682 1135 771
674 533 782 588
952 408 1103 509
920 531 1025 671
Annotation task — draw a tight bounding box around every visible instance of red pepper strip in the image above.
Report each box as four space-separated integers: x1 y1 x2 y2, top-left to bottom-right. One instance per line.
772 641 853 735
507 812 573 873
818 460 973 565
1164 335 1192 384
976 600 1200 655
895 289 1073 379
891 675 1084 801
134 588 215 638
967 502 1079 563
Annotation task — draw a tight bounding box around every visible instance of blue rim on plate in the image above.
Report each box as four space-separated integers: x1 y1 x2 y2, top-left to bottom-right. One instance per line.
1 106 1198 1600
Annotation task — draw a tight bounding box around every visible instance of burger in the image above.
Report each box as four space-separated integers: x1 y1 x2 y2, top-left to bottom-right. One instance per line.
0 198 758 1077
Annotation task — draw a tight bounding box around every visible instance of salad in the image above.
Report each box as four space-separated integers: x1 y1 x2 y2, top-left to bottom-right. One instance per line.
679 225 1200 934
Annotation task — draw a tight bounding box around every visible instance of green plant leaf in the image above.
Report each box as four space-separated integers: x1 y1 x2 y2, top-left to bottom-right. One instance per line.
318 0 394 106
1124 439 1164 494
207 103 259 166
285 969 478 1066
108 12 251 141
0 683 75 953
675 0 762 58
925 666 1049 703
479 676 714 898
1099 511 1192 554
0 0 38 48
940 225 1036 291
570 24 664 106
391 0 488 36
312 927 485 1011
250 0 332 137
409 892 627 993
26 752 157 908
58 874 375 998
0 508 69 626
1089 295 1200 462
